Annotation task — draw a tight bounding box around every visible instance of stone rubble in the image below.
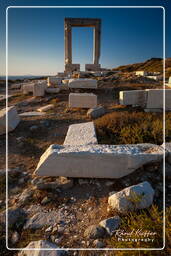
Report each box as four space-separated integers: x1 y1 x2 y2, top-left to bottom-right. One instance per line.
18 240 66 256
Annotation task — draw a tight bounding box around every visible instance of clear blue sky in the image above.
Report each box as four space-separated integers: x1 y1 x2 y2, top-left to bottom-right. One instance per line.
0 0 171 76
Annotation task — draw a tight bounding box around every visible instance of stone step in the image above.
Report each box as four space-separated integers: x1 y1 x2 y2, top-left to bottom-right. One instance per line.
34 143 163 178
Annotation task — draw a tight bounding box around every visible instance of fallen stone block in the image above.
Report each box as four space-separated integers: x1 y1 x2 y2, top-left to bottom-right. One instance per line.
22 83 34 94
108 181 154 213
87 106 105 119
45 88 60 94
119 90 148 107
69 93 97 108
19 111 46 117
33 83 46 97
34 143 163 178
68 78 97 89
18 240 65 256
146 89 171 110
47 77 62 87
37 104 54 112
63 122 98 146
11 83 21 89
0 106 20 135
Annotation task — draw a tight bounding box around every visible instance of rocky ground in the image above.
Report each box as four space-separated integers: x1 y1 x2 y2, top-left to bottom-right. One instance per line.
0 77 170 255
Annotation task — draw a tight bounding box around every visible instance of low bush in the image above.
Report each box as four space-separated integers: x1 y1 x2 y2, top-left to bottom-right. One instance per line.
95 111 171 145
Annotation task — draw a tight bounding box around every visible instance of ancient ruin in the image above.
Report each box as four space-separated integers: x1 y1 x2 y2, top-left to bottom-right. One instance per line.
64 18 101 73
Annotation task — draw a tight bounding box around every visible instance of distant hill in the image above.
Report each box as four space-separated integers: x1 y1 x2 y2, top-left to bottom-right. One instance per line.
112 58 171 78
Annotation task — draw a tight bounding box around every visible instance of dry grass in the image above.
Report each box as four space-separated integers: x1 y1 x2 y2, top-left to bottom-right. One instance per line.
95 112 171 145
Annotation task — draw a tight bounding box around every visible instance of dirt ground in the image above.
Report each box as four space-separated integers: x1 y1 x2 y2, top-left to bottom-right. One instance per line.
0 82 168 252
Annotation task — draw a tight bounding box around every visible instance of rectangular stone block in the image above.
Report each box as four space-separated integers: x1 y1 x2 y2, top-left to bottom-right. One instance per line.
64 122 98 146
37 104 54 112
47 77 62 87
22 83 34 94
0 106 20 135
68 78 97 89
45 88 60 94
65 64 80 73
69 93 97 108
34 144 163 178
146 89 171 110
85 64 101 71
119 90 148 107
19 112 46 117
33 83 45 97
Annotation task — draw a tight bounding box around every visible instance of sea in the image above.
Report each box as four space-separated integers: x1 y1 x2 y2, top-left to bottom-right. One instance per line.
0 75 47 81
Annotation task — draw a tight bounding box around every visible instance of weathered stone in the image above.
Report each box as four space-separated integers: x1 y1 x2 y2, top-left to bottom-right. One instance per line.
69 93 97 108
119 90 148 107
24 210 62 230
46 88 60 94
64 18 101 71
99 216 120 236
37 104 54 112
85 64 101 71
65 64 80 73
34 144 163 178
0 207 26 226
63 122 98 146
22 83 34 94
108 181 154 213
146 89 171 110
68 78 97 89
33 83 46 97
47 77 62 86
35 177 73 190
0 106 20 135
84 225 106 239
19 112 46 117
93 239 105 248
87 106 105 119
18 240 66 256
11 83 21 89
